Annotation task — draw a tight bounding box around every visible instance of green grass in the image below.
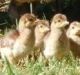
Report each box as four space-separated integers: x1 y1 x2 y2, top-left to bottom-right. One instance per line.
0 52 80 75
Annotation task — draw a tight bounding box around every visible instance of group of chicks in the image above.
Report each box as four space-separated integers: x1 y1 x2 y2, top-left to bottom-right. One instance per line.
0 13 80 65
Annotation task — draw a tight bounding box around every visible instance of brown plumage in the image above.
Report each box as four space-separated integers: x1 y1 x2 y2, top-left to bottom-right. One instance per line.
43 13 69 60
34 19 50 48
0 29 19 63
0 29 19 48
0 13 37 64
18 13 36 33
66 21 80 58
0 30 19 50
30 19 50 60
0 0 10 12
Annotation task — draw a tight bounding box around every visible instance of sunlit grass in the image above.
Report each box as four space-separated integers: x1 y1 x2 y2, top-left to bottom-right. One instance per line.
0 51 80 75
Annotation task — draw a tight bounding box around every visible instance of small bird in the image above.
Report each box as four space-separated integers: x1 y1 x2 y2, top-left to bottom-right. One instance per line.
18 13 36 33
0 13 37 64
43 13 69 60
31 19 50 60
34 19 50 48
66 21 80 58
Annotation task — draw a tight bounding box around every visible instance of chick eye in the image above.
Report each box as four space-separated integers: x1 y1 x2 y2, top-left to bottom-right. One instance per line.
29 18 33 21
40 25 43 28
58 20 61 22
72 26 74 29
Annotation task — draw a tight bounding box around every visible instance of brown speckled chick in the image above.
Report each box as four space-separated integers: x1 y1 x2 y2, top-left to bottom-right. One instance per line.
34 19 50 48
31 19 50 60
66 21 80 58
18 13 36 33
43 13 69 60
1 13 37 64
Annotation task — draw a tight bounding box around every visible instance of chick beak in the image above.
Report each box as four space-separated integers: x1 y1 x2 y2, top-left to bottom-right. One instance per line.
63 21 69 30
64 21 69 26
76 30 80 37
45 27 50 32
